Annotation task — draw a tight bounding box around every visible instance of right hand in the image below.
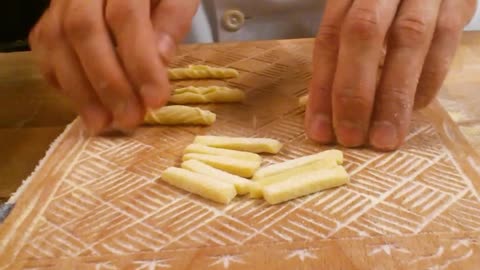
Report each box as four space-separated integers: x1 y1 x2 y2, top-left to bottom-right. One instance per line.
29 0 200 134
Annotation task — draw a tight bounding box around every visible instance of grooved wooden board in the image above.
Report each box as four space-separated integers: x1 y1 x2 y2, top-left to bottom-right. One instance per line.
1 39 480 270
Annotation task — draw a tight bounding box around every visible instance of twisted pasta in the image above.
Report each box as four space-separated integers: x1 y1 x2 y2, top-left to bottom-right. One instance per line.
144 105 216 126
169 86 245 104
168 65 239 80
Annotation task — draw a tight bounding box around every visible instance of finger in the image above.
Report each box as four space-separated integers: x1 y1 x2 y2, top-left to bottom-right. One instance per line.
332 0 401 147
63 0 144 130
305 0 353 144
370 0 442 150
105 0 170 109
414 0 471 109
44 3 111 134
28 8 61 89
151 0 200 63
55 45 111 134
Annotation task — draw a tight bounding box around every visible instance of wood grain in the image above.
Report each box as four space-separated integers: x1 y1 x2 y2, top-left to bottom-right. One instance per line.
0 39 480 270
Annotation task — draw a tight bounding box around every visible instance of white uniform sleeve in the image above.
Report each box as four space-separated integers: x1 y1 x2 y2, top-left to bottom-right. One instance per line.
185 0 480 44
184 2 215 44
465 4 480 31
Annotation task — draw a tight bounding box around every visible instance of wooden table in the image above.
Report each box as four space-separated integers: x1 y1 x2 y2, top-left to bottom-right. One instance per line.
1 32 479 204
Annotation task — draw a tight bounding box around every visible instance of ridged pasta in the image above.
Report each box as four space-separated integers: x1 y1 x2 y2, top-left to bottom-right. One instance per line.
263 166 350 205
169 86 245 104
144 105 216 126
168 65 239 80
161 167 236 204
193 135 283 154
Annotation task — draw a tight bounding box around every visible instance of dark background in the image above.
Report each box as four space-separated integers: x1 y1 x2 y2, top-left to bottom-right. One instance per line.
0 0 49 52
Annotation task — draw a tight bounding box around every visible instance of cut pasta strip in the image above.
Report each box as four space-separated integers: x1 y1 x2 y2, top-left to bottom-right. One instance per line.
168 65 239 80
253 150 343 179
249 158 338 198
183 153 261 178
161 167 236 204
193 136 283 154
184 144 262 162
263 166 350 204
144 106 216 126
170 86 245 104
182 160 252 195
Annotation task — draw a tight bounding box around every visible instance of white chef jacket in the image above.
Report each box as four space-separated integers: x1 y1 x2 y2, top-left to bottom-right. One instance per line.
186 0 480 44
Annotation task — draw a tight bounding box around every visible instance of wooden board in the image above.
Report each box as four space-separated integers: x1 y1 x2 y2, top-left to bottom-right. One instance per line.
1 39 480 270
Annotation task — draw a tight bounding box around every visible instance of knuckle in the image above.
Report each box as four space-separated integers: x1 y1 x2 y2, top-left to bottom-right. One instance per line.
344 8 381 41
378 87 413 111
392 14 430 46
334 89 372 112
435 16 462 38
105 1 137 28
32 14 63 45
309 85 332 100
315 24 340 52
63 10 98 40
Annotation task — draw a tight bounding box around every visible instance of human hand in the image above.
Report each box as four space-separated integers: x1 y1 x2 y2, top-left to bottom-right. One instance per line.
29 0 199 134
306 0 477 150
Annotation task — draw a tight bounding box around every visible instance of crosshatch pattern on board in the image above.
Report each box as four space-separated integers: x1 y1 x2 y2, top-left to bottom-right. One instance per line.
2 40 480 269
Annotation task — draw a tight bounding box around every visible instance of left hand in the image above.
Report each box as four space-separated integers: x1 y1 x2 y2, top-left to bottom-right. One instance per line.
306 0 477 151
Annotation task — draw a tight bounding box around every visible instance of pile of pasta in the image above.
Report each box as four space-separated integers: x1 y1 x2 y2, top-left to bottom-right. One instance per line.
160 135 350 205
144 65 243 126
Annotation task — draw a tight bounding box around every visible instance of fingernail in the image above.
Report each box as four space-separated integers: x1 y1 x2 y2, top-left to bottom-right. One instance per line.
82 104 108 135
370 121 398 150
157 33 176 64
336 121 365 147
141 84 167 108
308 114 333 143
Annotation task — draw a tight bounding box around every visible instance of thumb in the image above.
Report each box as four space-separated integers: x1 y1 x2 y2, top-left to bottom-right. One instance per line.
152 0 200 64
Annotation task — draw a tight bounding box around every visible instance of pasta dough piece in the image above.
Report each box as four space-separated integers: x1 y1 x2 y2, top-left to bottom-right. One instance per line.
183 153 261 178
253 149 343 179
170 86 245 104
184 144 262 162
249 158 338 198
161 167 236 204
182 160 252 195
144 106 216 126
263 166 350 204
299 95 308 107
168 65 239 80
194 136 283 154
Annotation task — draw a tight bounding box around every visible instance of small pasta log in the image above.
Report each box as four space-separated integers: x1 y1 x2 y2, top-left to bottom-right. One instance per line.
253 149 343 179
168 65 239 80
249 158 338 198
183 153 261 178
181 160 252 195
161 167 237 204
263 166 350 204
170 86 245 104
184 144 262 162
170 86 246 104
193 136 283 154
299 95 308 107
144 106 216 126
